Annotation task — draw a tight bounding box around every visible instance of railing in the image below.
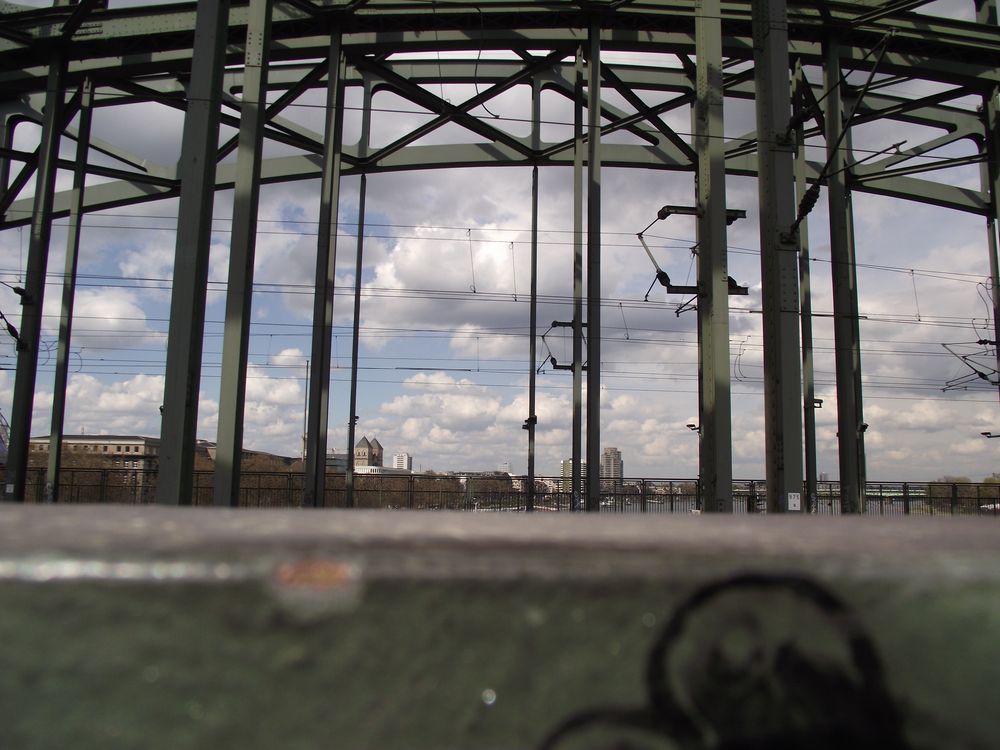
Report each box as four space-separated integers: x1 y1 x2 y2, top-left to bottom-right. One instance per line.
5 467 1000 515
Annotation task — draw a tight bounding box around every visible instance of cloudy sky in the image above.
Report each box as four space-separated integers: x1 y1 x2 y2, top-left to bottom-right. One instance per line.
2 0 999 481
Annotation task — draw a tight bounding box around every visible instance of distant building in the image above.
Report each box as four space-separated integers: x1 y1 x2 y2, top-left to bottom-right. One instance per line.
499 459 511 474
392 452 413 471
29 434 161 471
560 459 587 492
355 436 383 467
600 446 623 487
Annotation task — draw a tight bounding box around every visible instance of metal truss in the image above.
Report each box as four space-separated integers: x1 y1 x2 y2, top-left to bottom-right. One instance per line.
1 0 998 512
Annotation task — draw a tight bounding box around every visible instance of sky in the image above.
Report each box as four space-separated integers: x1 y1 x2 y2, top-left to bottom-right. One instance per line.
2 0 999 481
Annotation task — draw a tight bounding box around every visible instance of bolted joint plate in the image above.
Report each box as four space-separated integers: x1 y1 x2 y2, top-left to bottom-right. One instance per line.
0 505 998 750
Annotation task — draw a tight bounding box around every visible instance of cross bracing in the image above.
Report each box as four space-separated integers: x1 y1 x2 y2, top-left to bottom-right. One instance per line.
1 0 998 511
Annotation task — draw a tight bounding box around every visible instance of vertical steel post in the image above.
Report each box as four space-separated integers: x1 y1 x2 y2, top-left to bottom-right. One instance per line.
345 174 367 509
572 45 584 512
845 190 867 508
156 0 230 505
214 0 273 507
976 0 999 402
303 34 346 508
824 42 863 514
4 53 65 503
752 0 804 512
585 20 602 513
527 81 541 513
346 77 372 509
695 0 733 513
46 78 94 504
793 68 818 514
982 95 1000 404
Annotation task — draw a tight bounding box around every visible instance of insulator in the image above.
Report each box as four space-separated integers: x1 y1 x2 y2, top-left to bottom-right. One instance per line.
797 183 821 220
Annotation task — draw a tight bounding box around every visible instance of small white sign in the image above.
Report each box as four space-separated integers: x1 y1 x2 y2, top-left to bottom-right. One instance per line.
787 492 801 511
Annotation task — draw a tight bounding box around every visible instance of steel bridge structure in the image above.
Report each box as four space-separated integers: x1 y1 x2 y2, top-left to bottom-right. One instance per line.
1 0 998 511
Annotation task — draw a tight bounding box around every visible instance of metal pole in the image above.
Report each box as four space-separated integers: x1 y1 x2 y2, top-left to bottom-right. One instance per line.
695 0 733 513
527 78 540 514
793 66 818 514
752 0 804 513
45 77 93 504
214 0 273 507
4 52 65 503
825 41 862 514
156 0 230 505
346 76 372 510
303 33 346 508
981 88 1000 405
845 189 867 511
572 44 584 512
585 19 602 513
345 174 367 509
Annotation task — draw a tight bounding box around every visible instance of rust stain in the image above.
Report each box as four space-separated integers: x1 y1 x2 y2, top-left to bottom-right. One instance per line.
273 559 355 591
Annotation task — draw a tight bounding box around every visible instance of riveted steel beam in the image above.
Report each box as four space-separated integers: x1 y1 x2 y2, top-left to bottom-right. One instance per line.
44 78 93 505
214 0 273 508
585 19 602 513
156 0 231 506
4 53 65 503
695 0 733 512
753 0 804 513
304 33 346 508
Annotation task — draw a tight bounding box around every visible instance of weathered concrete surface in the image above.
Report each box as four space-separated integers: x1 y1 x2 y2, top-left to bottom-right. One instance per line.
0 506 997 749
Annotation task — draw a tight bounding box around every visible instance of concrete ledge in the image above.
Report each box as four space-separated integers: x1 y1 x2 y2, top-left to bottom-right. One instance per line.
1 506 998 749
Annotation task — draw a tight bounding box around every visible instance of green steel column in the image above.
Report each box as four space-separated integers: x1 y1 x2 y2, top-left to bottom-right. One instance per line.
752 0 804 513
824 42 862 514
214 0 273 507
4 53 65 503
303 34 346 508
346 80 371 510
345 175 367 509
695 0 733 513
845 190 867 509
985 89 1000 405
979 0 999 403
572 45 584 512
46 78 94 504
793 67 818 514
156 0 230 505
585 20 602 513
527 79 540 513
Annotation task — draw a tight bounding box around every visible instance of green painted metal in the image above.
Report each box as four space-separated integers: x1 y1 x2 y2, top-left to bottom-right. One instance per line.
585 20 602 513
695 0 732 513
156 0 231 506
825 41 864 515
214 0 274 508
752 0 804 512
45 77 92 504
4 52 65 503
303 33 345 508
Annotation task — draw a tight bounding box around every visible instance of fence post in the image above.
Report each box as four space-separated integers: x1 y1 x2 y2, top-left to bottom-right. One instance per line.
407 474 415 509
640 480 647 513
951 483 958 515
100 469 108 504
903 483 910 515
669 482 675 513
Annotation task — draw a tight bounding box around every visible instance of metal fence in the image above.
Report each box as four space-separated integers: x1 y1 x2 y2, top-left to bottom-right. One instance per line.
6 467 1000 515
